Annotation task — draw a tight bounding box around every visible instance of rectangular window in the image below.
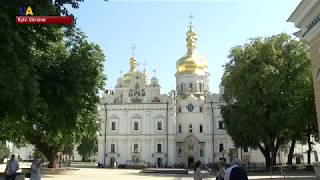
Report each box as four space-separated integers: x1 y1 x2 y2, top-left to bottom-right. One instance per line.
178 124 182 133
200 124 203 133
111 122 116 130
134 122 139 130
219 121 224 129
111 144 115 153
199 83 203 92
219 143 224 152
200 149 204 157
244 147 248 152
157 144 161 153
157 121 162 130
189 124 192 133
134 144 138 153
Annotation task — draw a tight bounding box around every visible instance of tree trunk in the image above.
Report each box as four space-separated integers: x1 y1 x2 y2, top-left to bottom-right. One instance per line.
271 138 282 166
47 151 58 168
265 154 271 170
271 151 277 166
308 125 312 164
81 155 87 162
258 144 271 169
287 137 296 165
36 144 58 168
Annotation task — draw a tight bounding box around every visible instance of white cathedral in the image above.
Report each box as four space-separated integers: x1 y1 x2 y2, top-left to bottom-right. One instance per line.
10 21 319 168
97 23 267 168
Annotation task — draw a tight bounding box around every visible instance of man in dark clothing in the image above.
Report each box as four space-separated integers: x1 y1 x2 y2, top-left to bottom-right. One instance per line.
229 165 248 180
224 158 248 180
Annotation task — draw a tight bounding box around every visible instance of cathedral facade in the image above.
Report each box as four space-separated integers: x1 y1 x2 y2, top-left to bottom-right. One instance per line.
97 23 264 168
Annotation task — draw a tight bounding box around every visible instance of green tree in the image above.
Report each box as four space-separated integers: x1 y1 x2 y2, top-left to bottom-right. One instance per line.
221 33 314 168
0 0 99 142
0 141 10 163
77 135 98 162
76 112 99 162
21 29 104 168
0 0 106 168
32 148 47 161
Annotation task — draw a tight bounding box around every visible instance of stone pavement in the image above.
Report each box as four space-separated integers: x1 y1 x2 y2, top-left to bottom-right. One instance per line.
40 168 317 180
0 163 317 180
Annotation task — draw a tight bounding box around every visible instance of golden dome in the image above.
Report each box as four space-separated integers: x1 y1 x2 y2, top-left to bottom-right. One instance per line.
123 72 132 81
123 56 137 81
176 25 208 75
177 54 208 75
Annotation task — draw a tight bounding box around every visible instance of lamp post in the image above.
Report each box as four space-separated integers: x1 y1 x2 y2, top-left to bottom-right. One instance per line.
222 150 226 159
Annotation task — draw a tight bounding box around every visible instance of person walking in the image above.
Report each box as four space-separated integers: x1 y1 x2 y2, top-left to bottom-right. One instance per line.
224 158 248 180
30 159 43 180
216 159 226 180
193 161 202 180
113 161 117 169
5 154 19 180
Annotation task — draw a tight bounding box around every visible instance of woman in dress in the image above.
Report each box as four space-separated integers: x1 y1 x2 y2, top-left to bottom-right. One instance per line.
30 159 42 180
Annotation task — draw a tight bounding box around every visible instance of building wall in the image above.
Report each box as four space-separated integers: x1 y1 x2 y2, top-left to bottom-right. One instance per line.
288 0 320 132
310 33 320 131
98 102 176 167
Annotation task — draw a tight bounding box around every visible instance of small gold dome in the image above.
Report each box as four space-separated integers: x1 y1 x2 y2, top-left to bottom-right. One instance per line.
123 72 132 81
123 56 137 81
176 26 208 75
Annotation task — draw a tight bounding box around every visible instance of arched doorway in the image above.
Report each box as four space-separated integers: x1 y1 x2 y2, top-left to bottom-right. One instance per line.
180 134 200 168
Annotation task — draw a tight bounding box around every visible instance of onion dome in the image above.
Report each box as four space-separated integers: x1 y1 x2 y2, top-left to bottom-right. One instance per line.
176 23 208 76
123 56 137 82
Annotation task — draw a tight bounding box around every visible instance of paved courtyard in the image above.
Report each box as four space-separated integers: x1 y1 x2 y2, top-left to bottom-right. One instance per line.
0 163 317 180
40 168 317 180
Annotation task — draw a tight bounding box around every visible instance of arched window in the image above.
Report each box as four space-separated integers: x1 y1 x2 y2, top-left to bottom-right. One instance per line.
189 83 193 91
178 124 182 133
199 83 202 92
134 83 140 96
199 106 203 112
178 106 181 113
129 89 133 97
180 84 183 93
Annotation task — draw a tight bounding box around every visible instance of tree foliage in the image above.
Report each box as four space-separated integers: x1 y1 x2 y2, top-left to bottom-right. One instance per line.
221 33 316 167
0 0 101 141
0 141 10 163
0 1 105 167
77 134 98 162
21 29 104 167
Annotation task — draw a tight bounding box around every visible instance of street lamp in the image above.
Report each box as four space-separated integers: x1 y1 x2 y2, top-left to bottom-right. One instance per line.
222 150 226 158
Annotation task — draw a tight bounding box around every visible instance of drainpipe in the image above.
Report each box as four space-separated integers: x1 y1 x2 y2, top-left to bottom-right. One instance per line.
210 101 214 163
104 103 108 167
166 101 169 167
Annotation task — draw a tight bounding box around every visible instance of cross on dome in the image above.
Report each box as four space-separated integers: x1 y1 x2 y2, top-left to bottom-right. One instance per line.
130 44 136 57
188 12 194 30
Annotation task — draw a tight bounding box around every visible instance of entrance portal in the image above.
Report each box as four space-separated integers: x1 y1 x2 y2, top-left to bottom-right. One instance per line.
157 158 162 168
188 157 194 168
110 157 115 168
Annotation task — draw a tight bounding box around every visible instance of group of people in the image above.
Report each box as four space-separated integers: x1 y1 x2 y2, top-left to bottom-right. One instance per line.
193 158 248 180
4 154 43 180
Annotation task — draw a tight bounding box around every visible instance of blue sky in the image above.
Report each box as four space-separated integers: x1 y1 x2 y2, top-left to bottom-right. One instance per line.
69 0 301 94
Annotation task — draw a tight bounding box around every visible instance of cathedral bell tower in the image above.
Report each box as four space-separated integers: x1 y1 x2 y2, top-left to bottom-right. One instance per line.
175 15 212 168
176 16 209 97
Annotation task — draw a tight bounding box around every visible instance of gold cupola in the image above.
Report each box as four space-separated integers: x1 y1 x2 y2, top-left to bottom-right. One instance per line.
123 56 137 82
176 21 208 76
